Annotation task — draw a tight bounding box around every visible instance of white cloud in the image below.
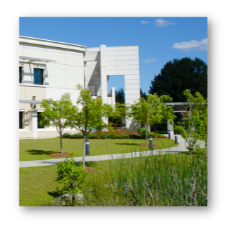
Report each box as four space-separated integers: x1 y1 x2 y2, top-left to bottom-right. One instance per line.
140 20 151 24
143 58 157 63
172 38 208 51
155 18 176 27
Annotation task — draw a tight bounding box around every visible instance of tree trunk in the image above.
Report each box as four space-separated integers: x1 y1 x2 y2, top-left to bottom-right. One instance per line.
83 134 86 169
60 128 63 154
145 124 148 144
149 124 151 133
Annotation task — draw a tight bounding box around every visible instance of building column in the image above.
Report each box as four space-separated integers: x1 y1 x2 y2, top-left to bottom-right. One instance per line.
111 87 115 106
167 119 174 134
100 44 108 125
29 110 38 139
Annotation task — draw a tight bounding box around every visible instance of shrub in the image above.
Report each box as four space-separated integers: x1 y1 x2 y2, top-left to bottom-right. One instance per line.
87 134 100 139
174 125 188 139
62 133 71 138
69 134 83 139
137 128 149 138
55 157 87 205
137 128 166 139
61 130 141 139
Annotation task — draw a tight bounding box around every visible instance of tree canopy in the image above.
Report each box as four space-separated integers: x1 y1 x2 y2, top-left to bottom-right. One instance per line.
149 57 207 102
130 94 175 142
40 93 74 154
68 85 114 168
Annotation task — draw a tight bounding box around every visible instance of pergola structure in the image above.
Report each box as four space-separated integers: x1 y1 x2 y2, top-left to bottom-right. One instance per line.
166 102 192 133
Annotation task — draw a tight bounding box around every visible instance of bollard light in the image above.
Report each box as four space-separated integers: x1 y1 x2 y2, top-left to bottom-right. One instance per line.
149 136 153 150
175 133 178 144
86 139 90 155
168 130 171 139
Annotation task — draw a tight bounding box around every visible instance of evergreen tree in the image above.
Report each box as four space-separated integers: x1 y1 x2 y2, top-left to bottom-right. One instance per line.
140 89 147 100
116 88 125 104
149 57 207 102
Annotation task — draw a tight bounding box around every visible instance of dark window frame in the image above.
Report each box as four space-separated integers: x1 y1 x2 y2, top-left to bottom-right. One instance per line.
19 112 23 129
34 68 44 85
19 67 22 83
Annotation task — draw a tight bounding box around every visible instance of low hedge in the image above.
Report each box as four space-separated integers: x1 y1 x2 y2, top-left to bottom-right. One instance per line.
62 132 165 139
137 128 166 139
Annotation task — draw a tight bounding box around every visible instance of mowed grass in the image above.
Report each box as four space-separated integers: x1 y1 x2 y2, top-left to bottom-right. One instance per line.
19 138 178 161
19 162 105 206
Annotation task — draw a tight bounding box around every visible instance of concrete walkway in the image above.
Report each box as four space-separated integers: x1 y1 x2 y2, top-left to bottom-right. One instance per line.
19 134 205 168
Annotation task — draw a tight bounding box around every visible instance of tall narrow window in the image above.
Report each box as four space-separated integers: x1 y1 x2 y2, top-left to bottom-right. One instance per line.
37 112 44 128
19 112 23 129
34 68 44 85
19 67 22 83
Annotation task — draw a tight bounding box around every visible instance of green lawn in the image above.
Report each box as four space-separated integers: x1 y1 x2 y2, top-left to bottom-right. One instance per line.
19 149 207 206
19 138 178 161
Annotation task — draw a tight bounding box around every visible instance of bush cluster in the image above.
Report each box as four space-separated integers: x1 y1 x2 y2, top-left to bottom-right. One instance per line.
137 128 166 138
174 125 188 139
62 128 167 139
61 133 142 139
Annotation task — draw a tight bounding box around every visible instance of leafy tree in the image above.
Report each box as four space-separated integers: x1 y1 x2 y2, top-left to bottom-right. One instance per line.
130 94 175 143
40 93 74 154
149 57 207 102
109 88 126 126
159 95 176 133
183 89 208 151
68 85 114 168
131 94 161 143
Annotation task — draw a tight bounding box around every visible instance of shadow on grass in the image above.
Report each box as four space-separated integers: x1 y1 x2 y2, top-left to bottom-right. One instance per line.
26 149 57 155
48 191 61 198
115 143 140 146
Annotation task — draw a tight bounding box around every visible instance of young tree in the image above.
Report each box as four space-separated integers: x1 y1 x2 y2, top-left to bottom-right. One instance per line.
130 94 160 143
159 95 176 134
68 85 114 168
40 93 74 154
183 89 208 151
130 94 175 143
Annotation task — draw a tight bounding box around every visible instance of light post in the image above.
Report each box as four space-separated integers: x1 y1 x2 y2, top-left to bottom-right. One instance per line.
149 136 153 150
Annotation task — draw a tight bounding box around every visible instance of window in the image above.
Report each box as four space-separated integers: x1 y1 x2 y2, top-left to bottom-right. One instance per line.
34 68 44 85
19 112 23 129
37 112 44 128
19 67 22 83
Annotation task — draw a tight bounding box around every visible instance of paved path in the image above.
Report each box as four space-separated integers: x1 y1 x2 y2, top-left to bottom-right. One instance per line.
19 134 205 168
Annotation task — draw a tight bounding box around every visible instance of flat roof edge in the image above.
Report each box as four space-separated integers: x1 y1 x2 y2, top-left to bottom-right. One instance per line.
19 36 87 52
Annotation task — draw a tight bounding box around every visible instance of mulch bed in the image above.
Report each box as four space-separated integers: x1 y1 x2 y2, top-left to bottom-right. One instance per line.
49 152 71 157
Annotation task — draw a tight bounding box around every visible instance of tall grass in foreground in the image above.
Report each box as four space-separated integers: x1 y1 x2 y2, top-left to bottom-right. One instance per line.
50 149 207 206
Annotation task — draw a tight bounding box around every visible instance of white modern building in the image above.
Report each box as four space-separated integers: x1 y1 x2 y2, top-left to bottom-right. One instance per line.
19 36 141 139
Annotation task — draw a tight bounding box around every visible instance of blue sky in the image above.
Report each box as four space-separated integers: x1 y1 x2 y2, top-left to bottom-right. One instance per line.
20 17 207 94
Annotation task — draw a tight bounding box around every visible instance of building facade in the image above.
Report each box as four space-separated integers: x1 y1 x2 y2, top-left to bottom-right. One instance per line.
19 36 141 139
